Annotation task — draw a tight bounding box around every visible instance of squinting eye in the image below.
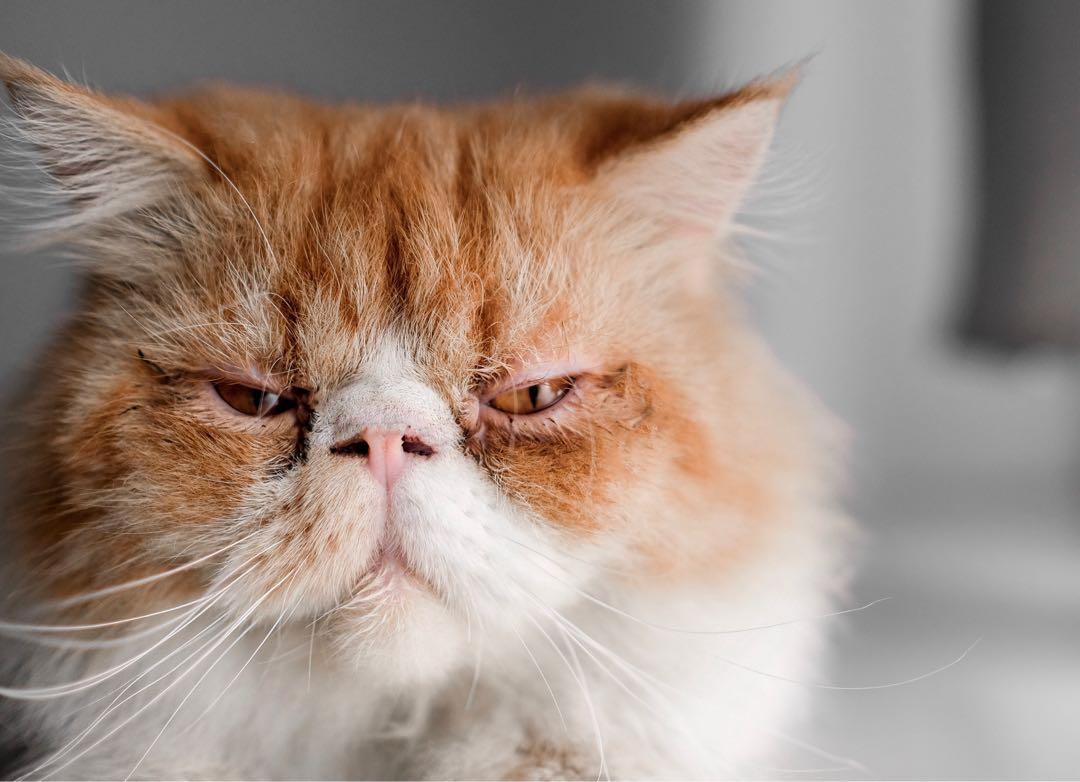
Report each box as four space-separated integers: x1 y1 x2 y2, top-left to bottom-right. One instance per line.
213 382 296 417
488 377 574 415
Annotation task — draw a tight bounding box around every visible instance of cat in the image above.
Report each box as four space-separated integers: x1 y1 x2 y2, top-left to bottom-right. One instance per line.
0 52 850 780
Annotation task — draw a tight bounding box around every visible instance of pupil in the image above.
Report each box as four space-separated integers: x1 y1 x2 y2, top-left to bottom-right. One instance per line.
252 390 274 414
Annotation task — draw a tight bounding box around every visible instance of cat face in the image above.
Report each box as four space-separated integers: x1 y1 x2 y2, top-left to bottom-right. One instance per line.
0 55 791 680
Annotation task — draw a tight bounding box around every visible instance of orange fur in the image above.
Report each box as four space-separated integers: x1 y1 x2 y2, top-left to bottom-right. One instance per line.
0 54 846 778
0 55 816 597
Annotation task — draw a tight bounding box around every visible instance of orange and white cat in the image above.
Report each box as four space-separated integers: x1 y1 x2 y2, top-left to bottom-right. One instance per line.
0 53 849 779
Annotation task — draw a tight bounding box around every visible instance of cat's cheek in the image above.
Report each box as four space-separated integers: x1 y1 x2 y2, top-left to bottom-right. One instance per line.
389 452 593 624
471 364 660 533
219 454 389 616
476 419 643 533
136 422 288 524
62 378 273 537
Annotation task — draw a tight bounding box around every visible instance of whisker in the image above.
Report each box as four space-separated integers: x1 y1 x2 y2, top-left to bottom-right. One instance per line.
125 614 261 780
499 531 889 636
557 621 608 782
463 641 483 712
48 531 258 609
20 552 275 776
1 597 220 701
56 552 272 721
764 728 872 776
181 578 302 732
711 638 982 692
0 541 274 700
148 125 279 267
508 578 732 776
507 623 568 734
511 578 882 777
306 614 317 695
59 607 236 722
34 569 296 780
31 609 240 779
491 571 609 781
0 592 227 635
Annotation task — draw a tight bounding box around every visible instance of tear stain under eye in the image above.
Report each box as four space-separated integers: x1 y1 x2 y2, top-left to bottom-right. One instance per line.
271 398 316 478
462 421 487 458
292 407 317 465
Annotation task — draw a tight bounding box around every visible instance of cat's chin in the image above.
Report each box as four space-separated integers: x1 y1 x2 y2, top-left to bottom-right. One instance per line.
327 555 469 687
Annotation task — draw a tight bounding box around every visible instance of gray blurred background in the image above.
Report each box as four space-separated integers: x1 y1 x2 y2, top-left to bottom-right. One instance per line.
1 1 1077 778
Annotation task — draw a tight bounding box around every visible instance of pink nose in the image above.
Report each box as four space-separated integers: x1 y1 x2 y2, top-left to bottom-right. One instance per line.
330 428 435 492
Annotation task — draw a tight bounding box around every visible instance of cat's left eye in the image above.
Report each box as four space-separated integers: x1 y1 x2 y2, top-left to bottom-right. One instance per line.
213 382 296 417
488 377 574 415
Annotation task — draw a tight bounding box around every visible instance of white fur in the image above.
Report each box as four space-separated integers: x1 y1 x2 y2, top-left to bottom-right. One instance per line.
1 337 847 779
0 62 849 779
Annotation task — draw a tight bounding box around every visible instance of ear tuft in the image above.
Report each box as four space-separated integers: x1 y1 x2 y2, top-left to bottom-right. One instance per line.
590 71 796 236
0 52 202 241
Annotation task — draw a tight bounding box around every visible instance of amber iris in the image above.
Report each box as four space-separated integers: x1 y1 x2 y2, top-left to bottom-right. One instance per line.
214 382 296 417
488 377 574 415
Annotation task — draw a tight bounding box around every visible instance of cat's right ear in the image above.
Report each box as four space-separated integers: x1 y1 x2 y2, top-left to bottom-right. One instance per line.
0 53 203 242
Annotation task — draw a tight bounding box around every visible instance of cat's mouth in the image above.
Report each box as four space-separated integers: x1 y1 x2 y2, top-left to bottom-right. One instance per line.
328 545 433 628
373 547 417 582
364 544 430 596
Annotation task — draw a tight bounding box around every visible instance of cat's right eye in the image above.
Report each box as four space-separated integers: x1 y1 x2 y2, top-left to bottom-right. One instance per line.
213 382 296 417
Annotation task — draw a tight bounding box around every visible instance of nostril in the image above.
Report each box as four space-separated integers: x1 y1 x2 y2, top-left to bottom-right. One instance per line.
330 437 369 458
331 432 434 459
401 435 435 457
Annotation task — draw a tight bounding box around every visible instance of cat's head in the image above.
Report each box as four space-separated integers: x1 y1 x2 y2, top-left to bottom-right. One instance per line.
0 54 803 681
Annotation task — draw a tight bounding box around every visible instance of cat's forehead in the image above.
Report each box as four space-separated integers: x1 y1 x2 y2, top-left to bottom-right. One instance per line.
0 61 785 388
166 92 608 388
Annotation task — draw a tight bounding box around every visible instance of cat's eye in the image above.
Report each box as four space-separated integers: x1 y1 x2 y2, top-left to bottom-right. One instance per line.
488 377 574 415
213 382 296 417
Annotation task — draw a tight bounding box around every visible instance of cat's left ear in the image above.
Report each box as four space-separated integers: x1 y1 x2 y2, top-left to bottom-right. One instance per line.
590 72 796 237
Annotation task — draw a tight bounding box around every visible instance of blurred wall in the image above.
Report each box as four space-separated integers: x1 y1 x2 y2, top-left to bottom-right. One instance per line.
699 0 1077 508
1 0 1076 513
